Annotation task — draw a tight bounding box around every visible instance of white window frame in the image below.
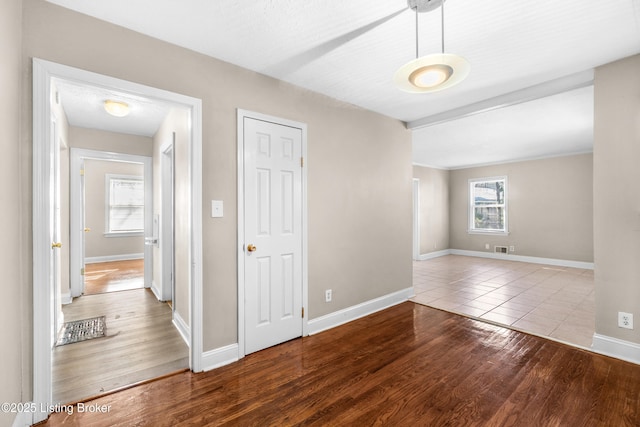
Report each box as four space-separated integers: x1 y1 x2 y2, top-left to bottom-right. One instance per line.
105 173 144 236
468 176 508 235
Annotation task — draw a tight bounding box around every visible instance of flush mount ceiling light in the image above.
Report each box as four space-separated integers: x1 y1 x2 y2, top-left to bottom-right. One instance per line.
394 0 469 93
103 99 130 117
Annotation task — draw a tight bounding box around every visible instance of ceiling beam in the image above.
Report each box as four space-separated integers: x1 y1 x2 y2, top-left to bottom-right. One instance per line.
406 69 594 129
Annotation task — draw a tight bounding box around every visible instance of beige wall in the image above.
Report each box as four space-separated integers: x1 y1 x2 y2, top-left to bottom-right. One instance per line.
449 154 594 262
413 166 450 254
1 0 24 424
69 126 153 156
593 54 640 343
83 159 145 259
22 0 412 360
152 108 190 324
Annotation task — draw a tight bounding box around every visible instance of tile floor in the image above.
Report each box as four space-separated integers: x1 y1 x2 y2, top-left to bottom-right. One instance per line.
412 255 595 348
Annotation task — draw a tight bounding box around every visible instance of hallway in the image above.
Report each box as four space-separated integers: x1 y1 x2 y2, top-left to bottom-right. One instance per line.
53 288 188 404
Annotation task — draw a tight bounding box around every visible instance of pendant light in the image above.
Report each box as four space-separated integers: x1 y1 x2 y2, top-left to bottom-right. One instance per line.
394 0 469 93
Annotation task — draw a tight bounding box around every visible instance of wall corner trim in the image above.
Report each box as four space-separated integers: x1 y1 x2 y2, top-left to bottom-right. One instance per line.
202 344 240 372
591 333 640 365
418 249 452 261
172 312 190 347
307 287 414 335
449 249 594 270
11 406 33 427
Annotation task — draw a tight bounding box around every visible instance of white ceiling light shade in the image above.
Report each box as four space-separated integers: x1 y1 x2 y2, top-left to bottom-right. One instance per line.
395 0 469 93
104 99 130 117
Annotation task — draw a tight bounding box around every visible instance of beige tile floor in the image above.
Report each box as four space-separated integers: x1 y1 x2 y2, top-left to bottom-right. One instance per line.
412 255 595 348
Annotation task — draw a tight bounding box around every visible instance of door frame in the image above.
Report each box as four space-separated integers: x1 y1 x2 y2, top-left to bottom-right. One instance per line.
160 138 175 303
32 58 203 423
236 109 309 358
70 148 153 297
412 178 421 260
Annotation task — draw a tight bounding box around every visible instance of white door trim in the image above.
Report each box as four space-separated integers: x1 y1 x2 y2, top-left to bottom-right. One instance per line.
412 178 420 260
32 58 203 423
236 109 308 358
70 148 153 297
160 138 175 303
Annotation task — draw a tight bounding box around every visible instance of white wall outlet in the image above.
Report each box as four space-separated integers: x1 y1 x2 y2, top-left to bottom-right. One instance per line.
509 246 515 252
618 312 634 329
485 243 490 250
325 289 332 303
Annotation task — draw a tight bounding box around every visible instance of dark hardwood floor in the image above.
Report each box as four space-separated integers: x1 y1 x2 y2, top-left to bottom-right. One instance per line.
42 302 640 426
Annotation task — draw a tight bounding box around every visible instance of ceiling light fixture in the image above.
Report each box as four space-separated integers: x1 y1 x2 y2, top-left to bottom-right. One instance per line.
104 99 130 117
394 0 469 93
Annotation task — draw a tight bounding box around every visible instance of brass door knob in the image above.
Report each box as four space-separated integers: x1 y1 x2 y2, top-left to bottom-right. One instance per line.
51 242 62 249
247 244 257 252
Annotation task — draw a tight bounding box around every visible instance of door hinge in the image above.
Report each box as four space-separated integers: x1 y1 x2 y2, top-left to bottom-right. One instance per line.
301 307 305 318
79 168 84 176
300 157 304 168
80 268 85 276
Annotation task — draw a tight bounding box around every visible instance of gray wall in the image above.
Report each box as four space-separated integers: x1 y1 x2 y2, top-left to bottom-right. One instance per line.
22 0 413 359
449 154 594 262
1 0 24 424
413 166 450 254
593 54 640 343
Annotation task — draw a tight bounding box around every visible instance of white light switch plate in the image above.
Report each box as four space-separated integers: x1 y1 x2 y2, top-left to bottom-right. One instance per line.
211 200 223 218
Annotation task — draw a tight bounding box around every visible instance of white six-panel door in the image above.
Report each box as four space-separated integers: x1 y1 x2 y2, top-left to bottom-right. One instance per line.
243 116 303 354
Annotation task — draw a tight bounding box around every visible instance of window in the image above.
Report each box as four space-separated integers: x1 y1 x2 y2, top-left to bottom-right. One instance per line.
469 177 507 234
106 174 144 234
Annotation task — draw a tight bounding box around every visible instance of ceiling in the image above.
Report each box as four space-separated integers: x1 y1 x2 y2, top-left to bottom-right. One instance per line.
46 0 640 168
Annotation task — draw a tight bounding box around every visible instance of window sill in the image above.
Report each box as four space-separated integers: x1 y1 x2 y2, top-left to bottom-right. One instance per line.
467 230 510 236
104 231 144 238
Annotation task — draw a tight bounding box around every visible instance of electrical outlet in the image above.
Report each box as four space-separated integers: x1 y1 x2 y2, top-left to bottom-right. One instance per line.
509 246 515 252
485 243 490 250
618 312 634 329
325 289 332 303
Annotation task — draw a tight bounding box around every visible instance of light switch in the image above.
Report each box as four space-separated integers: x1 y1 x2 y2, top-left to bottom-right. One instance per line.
211 200 223 218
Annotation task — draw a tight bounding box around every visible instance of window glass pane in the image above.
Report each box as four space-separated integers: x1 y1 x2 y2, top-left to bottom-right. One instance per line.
110 206 144 232
108 177 144 232
473 181 504 205
474 207 504 230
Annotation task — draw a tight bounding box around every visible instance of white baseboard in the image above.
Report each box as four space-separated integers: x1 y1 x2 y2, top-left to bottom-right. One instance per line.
307 287 414 335
173 311 190 347
12 405 34 427
201 343 240 372
591 333 640 365
449 249 594 270
150 280 162 301
85 253 144 264
61 292 72 305
417 249 451 261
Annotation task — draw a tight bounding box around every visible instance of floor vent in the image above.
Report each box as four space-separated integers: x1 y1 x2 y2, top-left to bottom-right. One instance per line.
495 246 508 254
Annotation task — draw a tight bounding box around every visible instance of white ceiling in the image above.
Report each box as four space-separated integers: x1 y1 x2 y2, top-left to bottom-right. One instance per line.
54 78 172 137
46 0 640 167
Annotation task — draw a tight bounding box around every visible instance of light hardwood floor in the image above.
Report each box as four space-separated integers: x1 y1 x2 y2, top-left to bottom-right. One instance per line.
84 259 145 295
43 302 640 426
53 288 188 404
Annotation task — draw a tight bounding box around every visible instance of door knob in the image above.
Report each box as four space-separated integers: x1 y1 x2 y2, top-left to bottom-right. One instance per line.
247 244 257 252
51 242 62 249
